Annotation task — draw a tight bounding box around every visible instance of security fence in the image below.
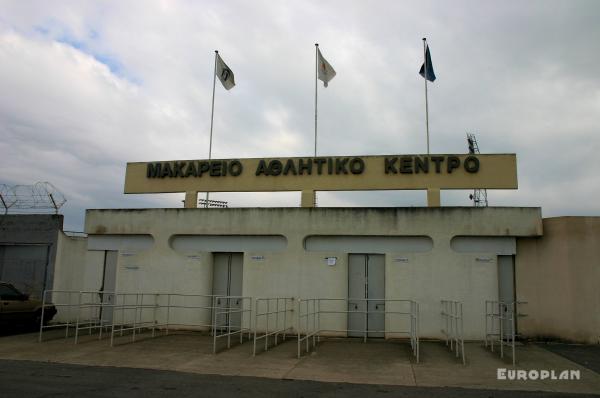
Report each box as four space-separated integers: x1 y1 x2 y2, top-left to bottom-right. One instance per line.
252 297 295 356
440 300 465 364
296 298 420 362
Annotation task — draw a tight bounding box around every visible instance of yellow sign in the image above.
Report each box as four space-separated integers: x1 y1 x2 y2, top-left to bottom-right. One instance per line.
124 154 517 207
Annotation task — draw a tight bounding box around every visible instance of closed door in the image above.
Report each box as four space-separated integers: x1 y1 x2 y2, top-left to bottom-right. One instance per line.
99 251 118 324
348 254 385 338
498 255 515 336
212 253 243 330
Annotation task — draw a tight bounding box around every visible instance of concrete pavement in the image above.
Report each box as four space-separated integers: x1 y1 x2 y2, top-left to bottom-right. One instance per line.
0 329 598 395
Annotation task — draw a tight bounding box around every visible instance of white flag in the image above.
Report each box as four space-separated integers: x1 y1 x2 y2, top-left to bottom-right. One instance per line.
216 53 235 90
317 48 336 87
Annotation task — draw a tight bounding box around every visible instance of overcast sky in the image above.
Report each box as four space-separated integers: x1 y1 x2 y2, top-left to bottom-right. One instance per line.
1 0 599 230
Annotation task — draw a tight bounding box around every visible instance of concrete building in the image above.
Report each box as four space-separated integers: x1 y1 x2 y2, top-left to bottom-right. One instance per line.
46 206 543 340
5 154 598 345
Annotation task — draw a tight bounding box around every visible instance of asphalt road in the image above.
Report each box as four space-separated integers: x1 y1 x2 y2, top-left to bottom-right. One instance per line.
539 343 600 375
1 359 598 398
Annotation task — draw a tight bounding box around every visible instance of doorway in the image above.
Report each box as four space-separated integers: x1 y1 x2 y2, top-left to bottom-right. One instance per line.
212 252 243 330
348 254 385 338
498 255 516 335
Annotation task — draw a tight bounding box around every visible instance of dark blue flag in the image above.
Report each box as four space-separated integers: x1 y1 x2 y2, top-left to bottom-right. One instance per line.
419 45 436 82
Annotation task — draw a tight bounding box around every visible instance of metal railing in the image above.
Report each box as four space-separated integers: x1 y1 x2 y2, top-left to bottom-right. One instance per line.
109 293 217 346
297 298 319 358
39 290 114 343
484 300 527 365
74 290 115 343
212 296 253 353
39 290 246 355
296 298 420 362
252 297 295 355
441 300 465 364
39 290 83 342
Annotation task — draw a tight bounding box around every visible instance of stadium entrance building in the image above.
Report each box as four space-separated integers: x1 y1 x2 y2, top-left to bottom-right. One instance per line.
46 153 599 344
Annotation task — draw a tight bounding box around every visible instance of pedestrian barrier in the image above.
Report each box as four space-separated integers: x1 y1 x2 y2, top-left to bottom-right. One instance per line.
484 300 527 365
440 300 465 364
297 298 319 358
252 297 295 355
212 296 253 353
296 298 420 362
39 290 85 342
109 293 217 346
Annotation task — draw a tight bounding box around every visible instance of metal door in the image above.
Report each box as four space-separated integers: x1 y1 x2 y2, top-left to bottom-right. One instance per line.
498 255 515 335
99 251 118 324
367 254 385 337
212 253 243 330
0 245 50 299
348 254 385 338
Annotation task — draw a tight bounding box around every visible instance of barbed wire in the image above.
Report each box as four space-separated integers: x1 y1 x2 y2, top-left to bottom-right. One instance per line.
0 182 66 214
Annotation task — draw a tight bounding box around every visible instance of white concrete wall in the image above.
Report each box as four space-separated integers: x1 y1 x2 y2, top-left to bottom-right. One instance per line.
81 207 542 339
53 232 105 321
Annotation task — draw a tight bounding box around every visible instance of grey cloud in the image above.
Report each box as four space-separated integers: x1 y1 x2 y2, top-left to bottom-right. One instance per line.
1 0 599 231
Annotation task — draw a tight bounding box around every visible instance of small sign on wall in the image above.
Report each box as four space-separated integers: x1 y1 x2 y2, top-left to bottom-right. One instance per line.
251 255 265 261
325 257 337 266
393 257 409 263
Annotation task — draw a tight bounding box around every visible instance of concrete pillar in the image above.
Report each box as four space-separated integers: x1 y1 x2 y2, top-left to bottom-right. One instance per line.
184 191 198 208
301 190 315 207
427 188 441 207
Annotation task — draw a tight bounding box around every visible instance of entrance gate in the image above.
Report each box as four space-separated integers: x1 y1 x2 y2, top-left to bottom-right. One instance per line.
212 253 243 329
348 254 385 337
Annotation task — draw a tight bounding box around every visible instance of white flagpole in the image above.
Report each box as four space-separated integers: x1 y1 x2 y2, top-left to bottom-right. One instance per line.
314 43 318 157
314 43 318 206
206 50 218 208
422 38 430 155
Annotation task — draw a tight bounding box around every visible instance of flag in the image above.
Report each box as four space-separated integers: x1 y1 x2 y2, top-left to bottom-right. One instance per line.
317 48 336 87
419 45 436 82
216 53 235 90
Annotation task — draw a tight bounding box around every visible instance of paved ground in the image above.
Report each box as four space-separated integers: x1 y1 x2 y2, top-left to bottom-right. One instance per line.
0 329 598 396
1 359 598 398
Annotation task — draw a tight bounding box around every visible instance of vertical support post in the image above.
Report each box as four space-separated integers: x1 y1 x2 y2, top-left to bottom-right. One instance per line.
166 294 171 335
427 188 441 207
422 38 430 155
317 299 321 343
301 190 316 207
38 290 46 343
152 293 158 338
212 296 218 354
297 299 301 359
283 298 287 341
206 50 218 207
110 294 116 347
184 192 198 208
74 292 82 344
227 298 231 349
499 302 504 358
265 299 269 352
511 302 516 366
